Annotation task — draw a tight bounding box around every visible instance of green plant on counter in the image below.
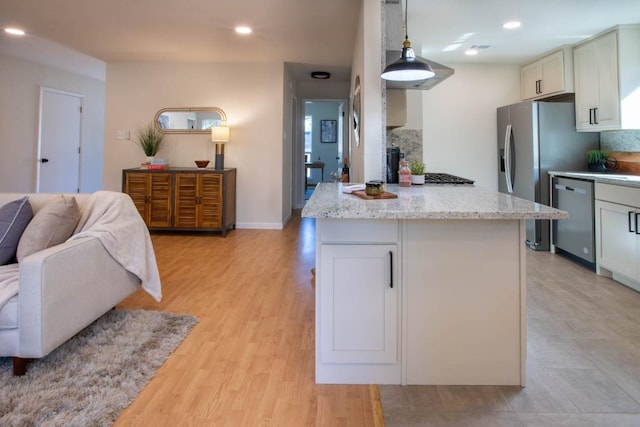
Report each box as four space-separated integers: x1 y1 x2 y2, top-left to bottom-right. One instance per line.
587 149 609 165
136 122 164 156
409 160 425 175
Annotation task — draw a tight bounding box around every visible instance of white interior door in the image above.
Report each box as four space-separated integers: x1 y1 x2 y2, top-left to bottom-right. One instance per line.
38 88 82 193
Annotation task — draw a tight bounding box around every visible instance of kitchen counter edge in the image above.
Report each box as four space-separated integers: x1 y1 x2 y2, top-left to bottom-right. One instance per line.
302 183 567 220
549 171 640 188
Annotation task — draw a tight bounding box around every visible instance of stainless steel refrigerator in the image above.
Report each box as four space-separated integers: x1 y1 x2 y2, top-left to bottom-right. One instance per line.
497 101 599 251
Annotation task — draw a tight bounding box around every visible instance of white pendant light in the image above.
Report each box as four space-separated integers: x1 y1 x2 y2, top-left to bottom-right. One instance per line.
381 0 434 82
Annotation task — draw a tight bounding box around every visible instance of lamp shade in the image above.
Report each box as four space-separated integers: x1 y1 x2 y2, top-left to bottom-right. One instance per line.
381 39 435 81
211 126 230 142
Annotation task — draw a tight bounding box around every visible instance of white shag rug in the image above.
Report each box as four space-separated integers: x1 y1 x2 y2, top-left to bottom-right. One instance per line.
0 309 197 426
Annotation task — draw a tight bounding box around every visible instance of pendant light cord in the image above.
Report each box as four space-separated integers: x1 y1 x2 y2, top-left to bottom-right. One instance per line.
404 0 409 41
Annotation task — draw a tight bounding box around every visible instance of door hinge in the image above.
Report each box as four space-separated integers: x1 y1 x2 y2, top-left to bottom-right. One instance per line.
79 106 83 113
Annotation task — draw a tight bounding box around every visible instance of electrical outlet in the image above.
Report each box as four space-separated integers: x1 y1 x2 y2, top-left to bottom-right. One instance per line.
116 130 130 140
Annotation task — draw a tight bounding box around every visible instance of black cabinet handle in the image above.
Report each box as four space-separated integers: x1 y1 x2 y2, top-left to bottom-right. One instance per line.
389 251 393 288
636 212 640 235
629 211 635 233
589 108 593 125
594 107 598 124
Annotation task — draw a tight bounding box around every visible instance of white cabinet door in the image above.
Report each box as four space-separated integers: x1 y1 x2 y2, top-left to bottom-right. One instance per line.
574 40 600 130
521 62 542 100
318 244 398 365
521 50 566 100
574 31 620 130
596 200 638 280
593 32 620 128
540 50 565 95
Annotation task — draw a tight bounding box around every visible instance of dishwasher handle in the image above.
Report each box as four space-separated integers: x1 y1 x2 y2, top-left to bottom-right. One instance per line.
554 184 587 195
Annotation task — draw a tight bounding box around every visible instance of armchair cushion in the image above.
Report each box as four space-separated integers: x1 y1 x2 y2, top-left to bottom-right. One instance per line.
16 195 81 262
0 197 33 265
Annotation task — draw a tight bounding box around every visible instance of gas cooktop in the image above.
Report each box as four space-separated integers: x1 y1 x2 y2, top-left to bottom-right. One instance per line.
424 173 474 185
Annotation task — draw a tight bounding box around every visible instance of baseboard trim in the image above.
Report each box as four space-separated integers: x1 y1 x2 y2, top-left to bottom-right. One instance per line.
235 222 284 230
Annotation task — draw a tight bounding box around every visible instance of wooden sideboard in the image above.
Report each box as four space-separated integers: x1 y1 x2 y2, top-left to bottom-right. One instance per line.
122 167 236 236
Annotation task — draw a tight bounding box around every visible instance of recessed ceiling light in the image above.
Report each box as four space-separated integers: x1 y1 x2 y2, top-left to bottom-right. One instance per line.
4 27 26 36
503 21 522 30
235 26 252 35
465 48 479 56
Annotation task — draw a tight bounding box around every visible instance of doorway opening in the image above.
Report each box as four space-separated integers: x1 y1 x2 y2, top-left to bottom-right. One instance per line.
303 100 346 200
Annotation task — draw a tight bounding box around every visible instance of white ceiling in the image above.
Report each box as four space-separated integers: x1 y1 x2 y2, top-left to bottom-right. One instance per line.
410 0 640 65
1 0 639 82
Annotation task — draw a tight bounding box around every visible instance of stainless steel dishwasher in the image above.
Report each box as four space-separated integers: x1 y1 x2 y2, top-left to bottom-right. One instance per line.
552 176 595 269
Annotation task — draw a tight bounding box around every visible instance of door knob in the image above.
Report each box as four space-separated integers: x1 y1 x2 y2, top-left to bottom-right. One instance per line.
40 158 49 163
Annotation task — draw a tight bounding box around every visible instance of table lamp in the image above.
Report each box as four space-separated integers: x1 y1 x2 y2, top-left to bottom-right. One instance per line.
211 126 230 170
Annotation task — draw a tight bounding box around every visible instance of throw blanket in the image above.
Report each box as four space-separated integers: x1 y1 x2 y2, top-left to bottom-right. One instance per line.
0 192 162 310
0 263 19 308
70 191 162 302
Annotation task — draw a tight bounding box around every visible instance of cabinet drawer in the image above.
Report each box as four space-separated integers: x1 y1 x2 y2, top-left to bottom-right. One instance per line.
595 183 640 208
317 219 399 243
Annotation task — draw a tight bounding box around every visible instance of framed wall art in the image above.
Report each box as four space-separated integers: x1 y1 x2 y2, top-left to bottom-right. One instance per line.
320 119 337 143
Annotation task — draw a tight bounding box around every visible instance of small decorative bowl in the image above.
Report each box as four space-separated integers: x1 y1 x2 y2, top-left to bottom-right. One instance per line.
194 160 210 169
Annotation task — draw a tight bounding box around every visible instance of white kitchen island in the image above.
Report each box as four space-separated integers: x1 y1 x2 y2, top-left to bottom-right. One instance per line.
302 183 567 386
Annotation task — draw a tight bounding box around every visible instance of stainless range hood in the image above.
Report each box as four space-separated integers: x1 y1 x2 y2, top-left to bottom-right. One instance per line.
384 51 454 90
384 0 454 90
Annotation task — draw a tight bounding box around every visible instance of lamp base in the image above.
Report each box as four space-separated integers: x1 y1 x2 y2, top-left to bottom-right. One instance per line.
215 154 224 170
214 143 225 170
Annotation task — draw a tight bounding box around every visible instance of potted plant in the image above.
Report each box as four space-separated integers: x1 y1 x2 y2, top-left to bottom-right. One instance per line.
587 150 610 172
409 160 426 184
136 122 164 162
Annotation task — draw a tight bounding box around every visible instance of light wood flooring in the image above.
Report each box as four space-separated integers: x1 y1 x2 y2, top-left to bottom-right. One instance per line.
114 212 380 426
115 212 640 426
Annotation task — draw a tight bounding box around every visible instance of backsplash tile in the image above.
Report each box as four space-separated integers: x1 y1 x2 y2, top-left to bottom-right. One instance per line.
600 130 640 152
386 128 423 164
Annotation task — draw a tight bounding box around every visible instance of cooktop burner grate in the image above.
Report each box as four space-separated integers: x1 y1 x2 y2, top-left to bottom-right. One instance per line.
423 173 474 185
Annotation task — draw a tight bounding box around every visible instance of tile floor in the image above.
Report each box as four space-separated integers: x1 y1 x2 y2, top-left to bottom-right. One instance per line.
380 250 640 427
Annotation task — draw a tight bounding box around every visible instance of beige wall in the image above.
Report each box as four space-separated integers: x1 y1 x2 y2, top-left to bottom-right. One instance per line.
0 54 105 193
282 66 296 224
421 63 521 190
104 62 285 229
350 0 385 183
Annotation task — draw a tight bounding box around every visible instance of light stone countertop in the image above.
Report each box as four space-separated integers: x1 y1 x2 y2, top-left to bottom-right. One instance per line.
301 183 568 220
549 171 640 188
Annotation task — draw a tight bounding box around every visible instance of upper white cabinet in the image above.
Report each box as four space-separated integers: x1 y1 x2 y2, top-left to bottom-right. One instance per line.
574 26 640 131
521 48 574 100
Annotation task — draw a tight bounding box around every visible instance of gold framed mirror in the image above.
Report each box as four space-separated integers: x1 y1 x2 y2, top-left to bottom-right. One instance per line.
153 107 227 134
